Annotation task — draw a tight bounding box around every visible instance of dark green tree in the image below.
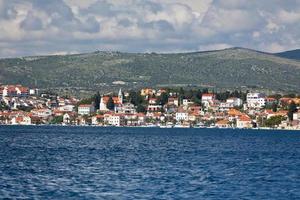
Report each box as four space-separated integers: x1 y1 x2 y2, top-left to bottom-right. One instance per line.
158 92 169 106
50 116 63 124
284 94 296 98
0 102 9 111
288 101 297 121
265 116 285 128
202 88 209 94
107 96 115 110
136 104 146 113
94 92 101 110
271 103 278 112
129 91 144 106
78 98 93 105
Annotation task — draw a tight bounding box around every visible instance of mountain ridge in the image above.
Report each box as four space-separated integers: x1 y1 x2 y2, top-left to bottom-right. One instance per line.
275 49 300 61
0 47 300 95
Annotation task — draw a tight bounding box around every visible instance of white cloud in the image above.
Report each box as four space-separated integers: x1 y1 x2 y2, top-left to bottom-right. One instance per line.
252 31 260 38
278 10 300 24
266 21 280 33
0 0 299 57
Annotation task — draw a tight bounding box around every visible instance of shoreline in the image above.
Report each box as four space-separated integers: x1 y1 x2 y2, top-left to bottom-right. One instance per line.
1 124 299 131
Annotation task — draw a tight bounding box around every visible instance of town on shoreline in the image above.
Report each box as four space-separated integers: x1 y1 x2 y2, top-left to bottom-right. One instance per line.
0 84 299 130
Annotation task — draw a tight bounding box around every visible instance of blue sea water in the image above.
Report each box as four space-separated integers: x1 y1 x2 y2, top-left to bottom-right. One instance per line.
0 126 300 199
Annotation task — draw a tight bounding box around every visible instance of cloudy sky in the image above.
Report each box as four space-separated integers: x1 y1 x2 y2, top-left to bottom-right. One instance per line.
0 0 300 57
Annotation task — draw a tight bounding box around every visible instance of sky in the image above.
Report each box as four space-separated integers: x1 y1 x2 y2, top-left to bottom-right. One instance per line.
0 0 300 57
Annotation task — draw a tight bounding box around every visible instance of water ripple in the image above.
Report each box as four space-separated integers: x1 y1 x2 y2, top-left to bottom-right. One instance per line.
0 126 300 199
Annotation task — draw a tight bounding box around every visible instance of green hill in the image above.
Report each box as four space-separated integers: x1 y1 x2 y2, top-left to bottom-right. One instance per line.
0 47 300 95
275 49 300 61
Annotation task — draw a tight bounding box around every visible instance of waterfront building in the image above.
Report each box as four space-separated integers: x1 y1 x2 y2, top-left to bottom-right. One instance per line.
115 103 136 114
246 93 266 108
236 115 252 128
293 111 300 121
78 104 95 115
215 119 230 128
11 116 32 125
226 97 243 107
99 88 123 111
176 107 189 122
104 113 125 126
202 93 216 108
168 97 179 106
1 85 29 97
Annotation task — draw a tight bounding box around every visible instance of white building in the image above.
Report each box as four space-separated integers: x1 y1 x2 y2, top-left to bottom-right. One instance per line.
148 98 157 105
118 88 123 105
176 112 189 121
168 97 179 106
99 88 123 111
293 111 300 121
31 108 52 118
227 97 243 107
115 103 136 114
78 104 95 115
1 85 29 97
99 96 108 111
29 89 38 95
91 115 104 125
63 113 71 124
236 115 252 129
147 104 162 112
63 112 76 125
246 93 266 108
182 99 193 106
220 98 243 111
11 116 31 125
105 114 125 126
201 93 216 108
58 105 75 112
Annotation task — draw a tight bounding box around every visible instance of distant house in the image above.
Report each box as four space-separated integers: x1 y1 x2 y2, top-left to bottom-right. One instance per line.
182 99 193 106
188 106 202 115
58 105 75 112
140 88 156 96
168 97 179 106
104 114 125 126
147 105 162 112
265 97 277 105
246 93 266 108
219 98 243 111
136 113 146 125
293 111 300 121
31 108 52 118
176 107 189 121
63 112 77 125
188 112 198 122
99 89 123 111
279 98 300 106
156 89 167 96
78 104 95 115
91 114 104 125
236 115 252 128
115 103 136 114
216 119 230 128
11 116 31 125
226 97 243 107
1 85 29 97
202 93 216 108
148 98 157 105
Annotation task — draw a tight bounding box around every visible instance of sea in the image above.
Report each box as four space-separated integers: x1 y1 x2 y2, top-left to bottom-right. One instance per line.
0 126 300 199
